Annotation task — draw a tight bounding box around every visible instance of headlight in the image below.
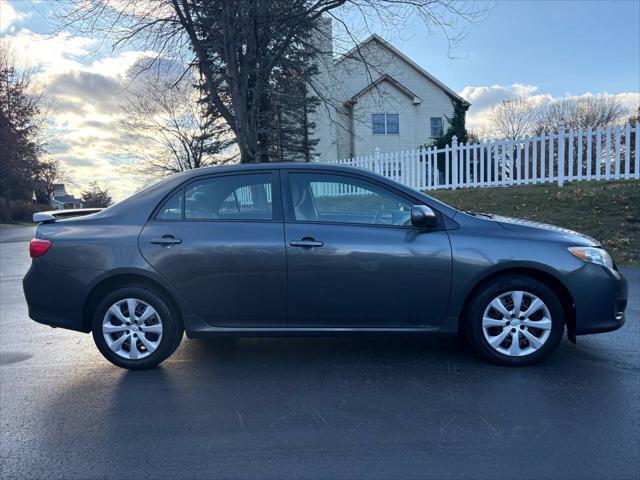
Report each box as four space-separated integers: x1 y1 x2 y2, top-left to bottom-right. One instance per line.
568 246 614 269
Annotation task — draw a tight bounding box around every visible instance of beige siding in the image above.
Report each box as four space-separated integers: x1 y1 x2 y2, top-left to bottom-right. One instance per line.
352 82 417 156
310 37 456 160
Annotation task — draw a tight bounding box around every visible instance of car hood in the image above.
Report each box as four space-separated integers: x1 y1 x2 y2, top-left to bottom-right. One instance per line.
491 215 599 246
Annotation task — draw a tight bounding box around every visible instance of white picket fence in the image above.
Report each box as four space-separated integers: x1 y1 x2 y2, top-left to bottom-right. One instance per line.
328 122 639 190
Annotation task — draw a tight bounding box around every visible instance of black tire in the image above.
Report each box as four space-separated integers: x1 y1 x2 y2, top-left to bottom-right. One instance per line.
91 286 183 370
464 275 565 366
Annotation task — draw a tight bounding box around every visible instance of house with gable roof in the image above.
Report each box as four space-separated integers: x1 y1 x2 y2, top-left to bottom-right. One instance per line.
310 22 470 162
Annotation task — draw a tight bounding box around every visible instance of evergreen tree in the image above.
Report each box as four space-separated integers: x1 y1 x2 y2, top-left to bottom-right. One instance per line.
266 47 320 162
431 99 471 148
81 182 113 208
0 48 43 222
187 0 322 163
429 99 471 175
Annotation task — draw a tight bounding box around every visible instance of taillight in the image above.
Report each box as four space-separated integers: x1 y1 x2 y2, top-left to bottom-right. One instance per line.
29 238 52 258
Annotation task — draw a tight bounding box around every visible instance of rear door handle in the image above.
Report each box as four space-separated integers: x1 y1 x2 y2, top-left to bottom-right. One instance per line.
289 239 323 248
150 235 182 247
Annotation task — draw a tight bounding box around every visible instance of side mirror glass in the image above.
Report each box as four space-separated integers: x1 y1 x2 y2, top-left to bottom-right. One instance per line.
411 205 438 228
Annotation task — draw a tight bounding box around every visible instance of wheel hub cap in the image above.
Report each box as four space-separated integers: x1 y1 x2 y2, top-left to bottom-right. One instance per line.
481 290 552 357
102 298 163 360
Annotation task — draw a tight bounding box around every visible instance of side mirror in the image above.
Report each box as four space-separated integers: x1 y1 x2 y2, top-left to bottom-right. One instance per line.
411 205 438 228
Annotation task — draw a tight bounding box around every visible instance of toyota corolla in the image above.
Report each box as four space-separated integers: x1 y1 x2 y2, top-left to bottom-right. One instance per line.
23 163 628 369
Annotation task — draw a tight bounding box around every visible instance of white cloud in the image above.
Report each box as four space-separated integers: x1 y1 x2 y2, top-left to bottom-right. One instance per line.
461 84 639 134
3 29 95 74
89 50 159 78
0 1 28 33
3 23 175 199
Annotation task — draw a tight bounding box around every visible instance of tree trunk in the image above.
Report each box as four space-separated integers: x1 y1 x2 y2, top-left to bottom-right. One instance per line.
257 90 271 162
278 109 284 161
236 122 257 163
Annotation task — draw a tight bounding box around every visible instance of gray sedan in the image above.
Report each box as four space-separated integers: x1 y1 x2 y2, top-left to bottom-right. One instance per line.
23 163 628 369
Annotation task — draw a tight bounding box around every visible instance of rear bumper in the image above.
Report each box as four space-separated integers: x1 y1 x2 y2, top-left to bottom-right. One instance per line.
23 259 103 333
566 264 628 336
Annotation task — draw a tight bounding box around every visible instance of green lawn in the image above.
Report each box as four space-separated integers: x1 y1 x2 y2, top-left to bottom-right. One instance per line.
429 180 640 266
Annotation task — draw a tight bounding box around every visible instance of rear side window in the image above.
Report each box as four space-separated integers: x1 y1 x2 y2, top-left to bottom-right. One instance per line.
185 173 273 220
156 190 183 220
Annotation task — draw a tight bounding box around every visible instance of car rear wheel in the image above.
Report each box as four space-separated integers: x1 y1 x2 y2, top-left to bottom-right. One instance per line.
91 286 183 369
465 275 565 366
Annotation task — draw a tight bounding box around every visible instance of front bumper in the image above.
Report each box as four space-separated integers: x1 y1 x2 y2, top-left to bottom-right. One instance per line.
566 263 628 335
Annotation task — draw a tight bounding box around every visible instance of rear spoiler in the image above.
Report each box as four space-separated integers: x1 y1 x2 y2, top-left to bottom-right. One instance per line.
33 208 104 223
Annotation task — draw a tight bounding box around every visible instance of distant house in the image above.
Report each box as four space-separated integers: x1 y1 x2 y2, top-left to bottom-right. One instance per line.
310 21 470 161
51 184 83 210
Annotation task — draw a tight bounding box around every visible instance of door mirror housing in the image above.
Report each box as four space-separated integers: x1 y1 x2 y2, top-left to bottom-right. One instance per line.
411 205 438 228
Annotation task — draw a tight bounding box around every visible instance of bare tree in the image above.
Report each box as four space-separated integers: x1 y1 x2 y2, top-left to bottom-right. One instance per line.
489 97 540 140
118 74 235 180
628 105 640 125
35 158 72 202
57 0 488 163
539 95 626 132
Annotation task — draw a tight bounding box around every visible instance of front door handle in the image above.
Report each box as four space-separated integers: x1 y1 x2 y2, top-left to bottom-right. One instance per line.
150 235 182 247
289 238 323 248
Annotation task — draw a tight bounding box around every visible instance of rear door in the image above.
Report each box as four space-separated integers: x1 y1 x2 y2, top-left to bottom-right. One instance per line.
282 170 452 328
139 171 286 327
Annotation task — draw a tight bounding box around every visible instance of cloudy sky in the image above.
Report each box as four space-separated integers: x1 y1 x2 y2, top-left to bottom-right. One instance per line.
1 0 639 200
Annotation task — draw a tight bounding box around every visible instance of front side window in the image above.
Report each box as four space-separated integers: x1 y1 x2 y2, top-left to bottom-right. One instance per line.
168 173 274 220
372 113 399 135
288 173 412 226
431 117 443 138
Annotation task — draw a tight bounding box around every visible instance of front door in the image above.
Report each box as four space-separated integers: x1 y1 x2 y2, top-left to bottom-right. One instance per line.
283 171 452 328
139 171 286 327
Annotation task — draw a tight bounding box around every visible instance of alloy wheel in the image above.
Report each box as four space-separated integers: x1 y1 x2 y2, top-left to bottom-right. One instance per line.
481 290 552 357
102 298 163 360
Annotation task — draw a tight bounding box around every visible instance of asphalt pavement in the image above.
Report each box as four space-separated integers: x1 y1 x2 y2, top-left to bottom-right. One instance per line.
1 226 638 479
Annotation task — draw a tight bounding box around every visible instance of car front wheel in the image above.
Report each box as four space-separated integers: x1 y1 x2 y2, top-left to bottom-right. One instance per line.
465 275 565 366
91 286 183 369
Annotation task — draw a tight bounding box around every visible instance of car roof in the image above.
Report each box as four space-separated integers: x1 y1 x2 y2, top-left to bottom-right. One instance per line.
177 161 364 178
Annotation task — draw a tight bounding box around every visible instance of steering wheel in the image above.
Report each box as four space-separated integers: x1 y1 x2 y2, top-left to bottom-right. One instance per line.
372 204 386 224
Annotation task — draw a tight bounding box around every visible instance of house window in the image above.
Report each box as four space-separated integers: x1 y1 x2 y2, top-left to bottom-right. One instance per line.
431 117 443 138
386 114 399 134
372 114 386 134
372 114 399 135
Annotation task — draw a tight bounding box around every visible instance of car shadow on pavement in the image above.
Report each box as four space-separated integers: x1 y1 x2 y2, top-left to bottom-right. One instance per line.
25 334 636 479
